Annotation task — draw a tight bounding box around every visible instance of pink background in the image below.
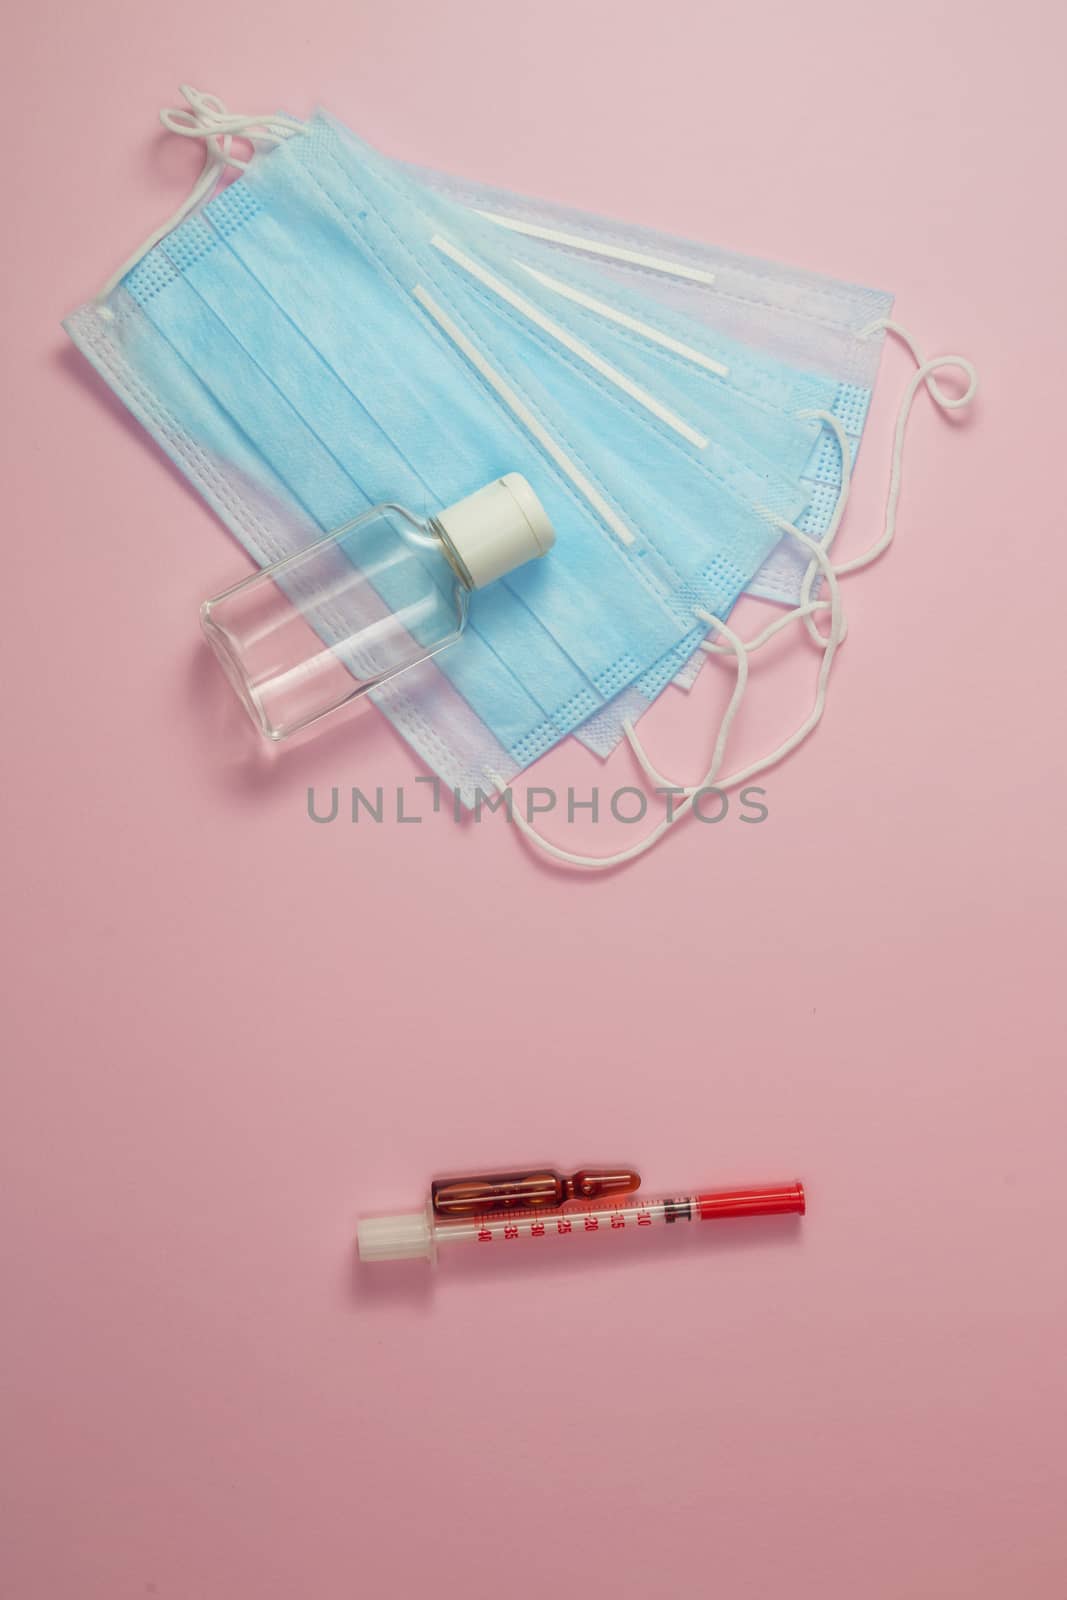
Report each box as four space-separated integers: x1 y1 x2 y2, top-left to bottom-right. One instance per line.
3 2 1065 1596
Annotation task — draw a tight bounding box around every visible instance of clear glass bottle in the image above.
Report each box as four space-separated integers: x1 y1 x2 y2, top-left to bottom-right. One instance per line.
201 473 555 741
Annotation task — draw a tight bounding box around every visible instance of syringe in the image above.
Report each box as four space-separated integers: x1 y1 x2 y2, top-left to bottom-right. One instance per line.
357 1165 805 1265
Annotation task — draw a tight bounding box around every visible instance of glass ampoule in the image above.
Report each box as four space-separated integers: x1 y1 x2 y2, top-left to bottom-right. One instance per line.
431 1166 642 1217
201 473 554 741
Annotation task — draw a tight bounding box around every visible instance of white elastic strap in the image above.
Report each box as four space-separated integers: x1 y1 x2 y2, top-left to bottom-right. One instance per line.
624 517 846 797
832 320 978 578
95 86 306 305
495 322 977 870
516 262 730 378
493 607 757 870
431 235 709 448
492 513 845 872
473 210 719 286
413 282 639 547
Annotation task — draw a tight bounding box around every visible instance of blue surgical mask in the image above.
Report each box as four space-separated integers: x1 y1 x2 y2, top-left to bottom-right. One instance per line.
67 151 718 795
65 102 814 796
64 89 977 865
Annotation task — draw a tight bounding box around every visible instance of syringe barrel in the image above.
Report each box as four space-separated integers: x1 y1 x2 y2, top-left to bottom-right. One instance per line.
356 1182 805 1264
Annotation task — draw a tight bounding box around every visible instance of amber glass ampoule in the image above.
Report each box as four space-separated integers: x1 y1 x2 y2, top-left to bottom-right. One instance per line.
431 1166 640 1218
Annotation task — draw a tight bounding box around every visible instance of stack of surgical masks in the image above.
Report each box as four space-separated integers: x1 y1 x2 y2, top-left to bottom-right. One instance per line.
65 89 975 866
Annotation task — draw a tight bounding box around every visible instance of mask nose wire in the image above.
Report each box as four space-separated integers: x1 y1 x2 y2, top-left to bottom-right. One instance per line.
93 85 308 307
496 321 978 870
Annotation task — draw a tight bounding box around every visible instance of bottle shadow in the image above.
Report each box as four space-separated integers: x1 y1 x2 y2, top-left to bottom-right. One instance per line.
185 638 409 802
184 643 492 837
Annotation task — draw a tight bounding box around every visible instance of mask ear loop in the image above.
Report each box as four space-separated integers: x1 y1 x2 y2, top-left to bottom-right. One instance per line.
830 320 978 580
94 85 307 307
491 524 846 870
494 322 977 870
790 326 974 651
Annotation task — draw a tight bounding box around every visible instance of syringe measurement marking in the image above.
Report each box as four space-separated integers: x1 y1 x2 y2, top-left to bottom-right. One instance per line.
467 1198 689 1242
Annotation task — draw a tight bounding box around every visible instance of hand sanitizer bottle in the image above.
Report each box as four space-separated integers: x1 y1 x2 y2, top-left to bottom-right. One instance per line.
200 473 555 741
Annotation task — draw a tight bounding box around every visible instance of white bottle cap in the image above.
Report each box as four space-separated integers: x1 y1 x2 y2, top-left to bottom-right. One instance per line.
435 473 556 589
357 1208 436 1264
